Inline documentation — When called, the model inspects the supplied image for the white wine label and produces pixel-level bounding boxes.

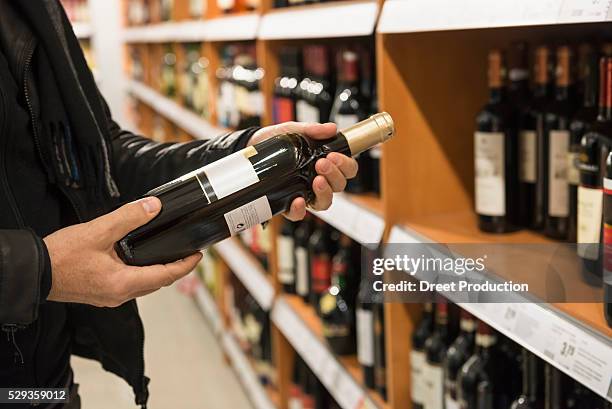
[277,236,295,284]
[296,100,320,123]
[295,247,309,296]
[474,132,505,216]
[445,394,460,409]
[423,363,444,409]
[548,130,570,217]
[217,0,235,10]
[519,130,537,183]
[334,114,359,131]
[356,308,374,366]
[288,397,303,409]
[566,151,580,186]
[224,196,272,236]
[204,147,259,199]
[410,350,426,404]
[250,91,264,116]
[577,186,603,259]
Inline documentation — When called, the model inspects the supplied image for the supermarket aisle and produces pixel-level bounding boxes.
[71,285,252,409]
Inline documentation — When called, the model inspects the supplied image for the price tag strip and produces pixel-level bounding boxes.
[193,280,223,336]
[272,298,377,409]
[387,224,612,402]
[221,333,276,409]
[311,193,385,249]
[214,238,275,311]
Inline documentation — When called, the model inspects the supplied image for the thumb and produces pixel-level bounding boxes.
[94,197,162,241]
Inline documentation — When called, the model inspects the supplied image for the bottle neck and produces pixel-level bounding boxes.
[489,87,505,104]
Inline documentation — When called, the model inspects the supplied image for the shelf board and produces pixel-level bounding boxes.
[258,0,379,40]
[205,13,260,41]
[214,237,275,311]
[126,80,227,140]
[123,21,209,42]
[387,223,612,402]
[377,0,612,34]
[193,276,223,336]
[310,193,385,249]
[72,22,93,39]
[272,295,387,409]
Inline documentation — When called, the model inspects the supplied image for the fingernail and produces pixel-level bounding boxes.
[142,197,161,214]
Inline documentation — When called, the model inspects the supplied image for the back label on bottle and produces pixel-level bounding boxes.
[277,235,295,284]
[474,132,505,216]
[519,130,537,183]
[578,186,603,259]
[356,308,374,366]
[296,100,320,123]
[548,130,570,217]
[295,247,309,296]
[423,363,444,409]
[224,196,272,236]
[410,350,426,405]
[204,147,259,199]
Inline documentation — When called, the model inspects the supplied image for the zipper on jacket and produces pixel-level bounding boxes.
[2,324,26,365]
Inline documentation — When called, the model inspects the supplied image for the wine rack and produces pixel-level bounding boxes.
[119,0,612,407]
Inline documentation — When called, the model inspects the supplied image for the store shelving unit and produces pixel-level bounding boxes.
[120,0,612,407]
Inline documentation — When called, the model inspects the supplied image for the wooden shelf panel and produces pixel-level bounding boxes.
[387,224,612,402]
[258,0,379,40]
[272,295,388,409]
[377,0,612,34]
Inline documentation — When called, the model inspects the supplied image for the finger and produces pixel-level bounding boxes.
[327,152,358,179]
[92,197,162,241]
[311,176,333,211]
[284,197,307,221]
[126,253,202,293]
[315,158,346,192]
[302,122,337,140]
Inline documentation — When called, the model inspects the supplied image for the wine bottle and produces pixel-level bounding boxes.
[444,309,476,409]
[294,216,313,302]
[277,220,297,294]
[273,47,301,124]
[519,46,553,229]
[297,46,334,124]
[569,44,599,242]
[475,49,517,233]
[181,43,199,110]
[308,219,336,311]
[161,44,177,98]
[508,42,530,110]
[373,302,387,400]
[289,355,305,409]
[423,301,452,409]
[544,46,577,239]
[604,151,612,327]
[116,113,394,266]
[356,251,376,389]
[320,234,356,355]
[510,349,544,409]
[411,303,434,409]
[301,368,316,409]
[544,364,563,409]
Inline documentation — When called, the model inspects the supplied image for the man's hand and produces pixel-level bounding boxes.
[44,197,202,307]
[249,122,358,221]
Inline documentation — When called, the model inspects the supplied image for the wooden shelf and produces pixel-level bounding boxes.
[258,0,379,40]
[272,295,388,409]
[123,21,209,42]
[377,0,612,34]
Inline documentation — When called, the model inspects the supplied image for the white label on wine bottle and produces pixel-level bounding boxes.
[288,397,303,409]
[356,308,374,366]
[474,132,505,216]
[577,186,603,260]
[217,0,235,11]
[224,196,272,236]
[250,91,264,116]
[204,147,259,199]
[410,350,426,405]
[334,114,359,131]
[277,236,295,284]
[548,130,570,217]
[567,151,580,186]
[519,130,537,183]
[445,394,461,409]
[295,247,309,296]
[296,100,320,123]
[424,364,444,409]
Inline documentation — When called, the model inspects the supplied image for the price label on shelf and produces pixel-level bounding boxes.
[558,0,612,22]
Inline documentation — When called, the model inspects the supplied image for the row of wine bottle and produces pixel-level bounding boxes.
[273,44,380,195]
[412,302,609,409]
[474,41,612,241]
[126,0,206,24]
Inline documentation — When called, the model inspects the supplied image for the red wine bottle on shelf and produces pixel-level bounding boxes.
[544,46,577,239]
[308,218,336,311]
[475,49,517,233]
[373,302,387,400]
[356,255,376,389]
[320,234,356,355]
[289,355,305,409]
[294,216,313,302]
[277,220,297,294]
[444,309,476,409]
[116,113,394,266]
[423,301,452,409]
[519,46,553,229]
[510,349,544,409]
[411,303,434,409]
[544,365,563,409]
[569,44,599,242]
[604,151,612,328]
[273,47,301,124]
[297,46,334,124]
[508,42,530,110]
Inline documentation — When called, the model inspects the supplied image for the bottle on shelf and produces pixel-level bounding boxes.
[297,46,334,124]
[273,47,302,124]
[217,0,241,14]
[605,151,612,327]
[181,43,199,110]
[116,113,394,266]
[277,220,297,294]
[444,309,476,409]
[308,218,337,311]
[543,364,563,409]
[569,44,600,242]
[356,249,376,389]
[217,46,238,128]
[294,216,313,302]
[373,302,387,400]
[510,349,544,409]
[320,234,356,355]
[289,355,305,409]
[508,42,531,110]
[160,0,173,21]
[475,49,517,233]
[189,0,206,18]
[544,45,577,239]
[423,301,452,409]
[519,45,553,229]
[411,303,434,409]
[161,44,177,98]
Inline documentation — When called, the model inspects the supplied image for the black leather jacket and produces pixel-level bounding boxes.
[0,1,257,405]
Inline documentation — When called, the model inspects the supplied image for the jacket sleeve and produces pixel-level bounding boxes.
[0,230,52,325]
[106,105,259,200]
